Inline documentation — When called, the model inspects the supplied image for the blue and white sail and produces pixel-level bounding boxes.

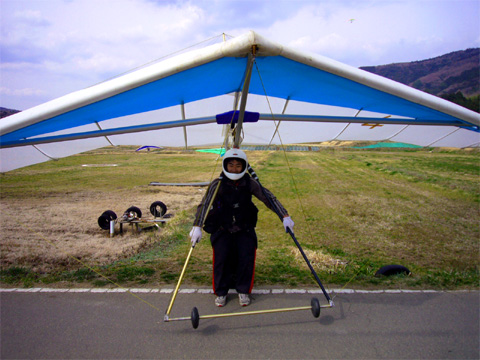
[1,31,478,172]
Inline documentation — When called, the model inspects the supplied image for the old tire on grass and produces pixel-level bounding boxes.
[124,206,142,219]
[150,201,167,217]
[98,210,117,230]
[375,264,411,277]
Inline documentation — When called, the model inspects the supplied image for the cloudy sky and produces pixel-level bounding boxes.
[1,0,479,111]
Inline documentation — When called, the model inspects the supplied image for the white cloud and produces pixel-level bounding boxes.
[1,0,478,110]
[261,0,479,66]
[0,86,46,97]
[13,9,51,26]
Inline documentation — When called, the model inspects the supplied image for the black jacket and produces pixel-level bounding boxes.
[194,173,289,233]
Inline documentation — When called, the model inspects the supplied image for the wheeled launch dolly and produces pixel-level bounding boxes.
[97,201,172,236]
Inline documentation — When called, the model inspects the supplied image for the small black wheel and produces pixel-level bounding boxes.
[98,210,117,230]
[191,307,200,329]
[124,206,142,219]
[311,297,321,318]
[150,201,167,217]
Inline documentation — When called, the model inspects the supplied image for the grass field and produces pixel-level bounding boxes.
[1,146,478,290]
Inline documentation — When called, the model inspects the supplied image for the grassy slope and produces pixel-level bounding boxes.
[1,147,478,289]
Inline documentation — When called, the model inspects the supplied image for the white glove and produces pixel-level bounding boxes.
[283,216,294,233]
[189,226,202,247]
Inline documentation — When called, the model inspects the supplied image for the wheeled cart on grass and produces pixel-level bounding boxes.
[97,201,172,236]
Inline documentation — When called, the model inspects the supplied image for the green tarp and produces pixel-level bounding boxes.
[353,142,422,149]
[196,148,226,155]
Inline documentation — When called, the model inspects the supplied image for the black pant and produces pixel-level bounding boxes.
[210,229,257,296]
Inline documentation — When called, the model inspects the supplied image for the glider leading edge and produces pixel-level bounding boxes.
[1,31,479,172]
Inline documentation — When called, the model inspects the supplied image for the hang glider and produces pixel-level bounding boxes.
[136,145,163,152]
[1,30,479,172]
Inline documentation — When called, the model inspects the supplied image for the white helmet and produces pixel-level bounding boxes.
[222,148,248,180]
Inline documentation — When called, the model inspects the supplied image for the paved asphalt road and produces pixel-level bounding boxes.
[1,289,478,359]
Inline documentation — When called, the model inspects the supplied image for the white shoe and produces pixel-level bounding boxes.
[238,293,250,306]
[215,295,227,307]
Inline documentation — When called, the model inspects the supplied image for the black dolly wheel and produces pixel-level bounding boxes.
[150,201,167,217]
[98,210,117,230]
[191,307,200,329]
[311,297,321,318]
[124,206,142,218]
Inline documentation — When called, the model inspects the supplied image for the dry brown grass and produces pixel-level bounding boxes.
[0,186,205,272]
[1,147,478,289]
[290,247,347,272]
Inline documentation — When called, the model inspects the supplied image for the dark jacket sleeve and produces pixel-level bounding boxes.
[249,177,289,218]
[192,178,221,227]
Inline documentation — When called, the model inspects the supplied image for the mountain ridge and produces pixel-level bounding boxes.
[360,48,479,99]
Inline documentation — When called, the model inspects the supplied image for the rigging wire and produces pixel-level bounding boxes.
[91,33,234,87]
[252,60,318,263]
[253,60,364,298]
[208,122,231,182]
[207,58,253,183]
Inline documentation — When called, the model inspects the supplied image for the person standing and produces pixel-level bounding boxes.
[189,148,294,307]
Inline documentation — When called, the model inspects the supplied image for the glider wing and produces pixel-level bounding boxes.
[1,31,478,172]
